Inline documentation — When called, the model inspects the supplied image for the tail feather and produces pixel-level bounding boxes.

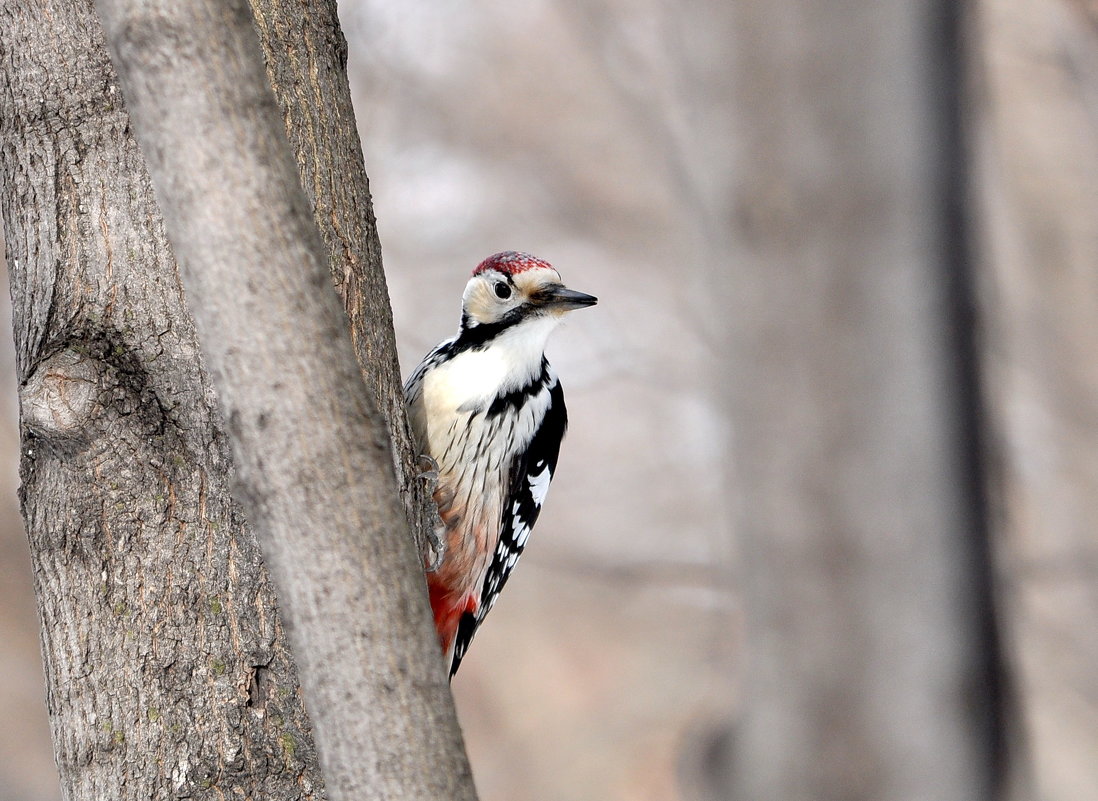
[428,579,478,678]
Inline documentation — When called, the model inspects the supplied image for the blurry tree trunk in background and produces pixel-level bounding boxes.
[974,0,1098,798]
[721,3,1010,801]
[0,0,471,799]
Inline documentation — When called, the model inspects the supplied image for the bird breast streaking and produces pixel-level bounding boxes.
[404,251,597,678]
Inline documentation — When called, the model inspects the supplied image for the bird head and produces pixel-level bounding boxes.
[461,251,597,332]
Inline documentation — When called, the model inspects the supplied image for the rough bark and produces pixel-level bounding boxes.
[92,0,477,799]
[0,2,324,798]
[0,0,475,799]
[246,0,437,555]
[722,2,1007,800]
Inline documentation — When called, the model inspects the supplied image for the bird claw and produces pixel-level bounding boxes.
[416,454,446,572]
[425,533,445,573]
[424,507,445,573]
[416,454,440,483]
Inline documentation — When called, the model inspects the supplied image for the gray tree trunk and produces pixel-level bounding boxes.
[246,0,437,552]
[0,2,325,797]
[722,2,1009,800]
[94,0,476,797]
[0,0,472,799]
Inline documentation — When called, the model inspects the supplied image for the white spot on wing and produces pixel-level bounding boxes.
[514,523,531,548]
[527,464,552,508]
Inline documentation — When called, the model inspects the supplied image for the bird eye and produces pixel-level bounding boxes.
[493,282,512,300]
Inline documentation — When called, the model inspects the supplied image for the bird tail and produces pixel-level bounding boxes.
[428,578,478,678]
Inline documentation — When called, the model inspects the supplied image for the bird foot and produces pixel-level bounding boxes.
[416,454,445,572]
[416,454,440,483]
[423,512,446,572]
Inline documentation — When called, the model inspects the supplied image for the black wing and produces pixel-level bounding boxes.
[449,377,568,676]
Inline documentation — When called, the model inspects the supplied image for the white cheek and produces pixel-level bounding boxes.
[464,279,520,323]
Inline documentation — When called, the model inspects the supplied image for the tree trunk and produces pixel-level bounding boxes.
[246,0,437,552]
[0,2,325,797]
[93,0,476,797]
[0,1,471,799]
[722,2,1008,800]
[974,0,1098,796]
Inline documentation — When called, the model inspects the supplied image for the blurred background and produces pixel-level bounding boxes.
[3,0,1098,799]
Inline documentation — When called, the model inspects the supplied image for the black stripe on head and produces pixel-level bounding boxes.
[454,306,528,351]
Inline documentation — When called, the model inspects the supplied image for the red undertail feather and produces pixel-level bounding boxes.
[428,576,478,656]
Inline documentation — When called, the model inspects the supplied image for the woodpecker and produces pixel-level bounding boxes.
[404,251,597,677]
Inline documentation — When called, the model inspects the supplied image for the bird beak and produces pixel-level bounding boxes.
[536,285,598,311]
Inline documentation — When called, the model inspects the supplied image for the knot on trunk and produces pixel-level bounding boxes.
[21,348,104,444]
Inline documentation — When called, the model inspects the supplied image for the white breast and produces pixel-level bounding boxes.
[421,314,560,424]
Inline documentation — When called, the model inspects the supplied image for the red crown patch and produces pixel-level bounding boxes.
[472,251,554,277]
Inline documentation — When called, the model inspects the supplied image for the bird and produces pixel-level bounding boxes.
[404,251,597,677]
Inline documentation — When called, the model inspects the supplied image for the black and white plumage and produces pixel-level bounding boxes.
[403,251,596,677]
